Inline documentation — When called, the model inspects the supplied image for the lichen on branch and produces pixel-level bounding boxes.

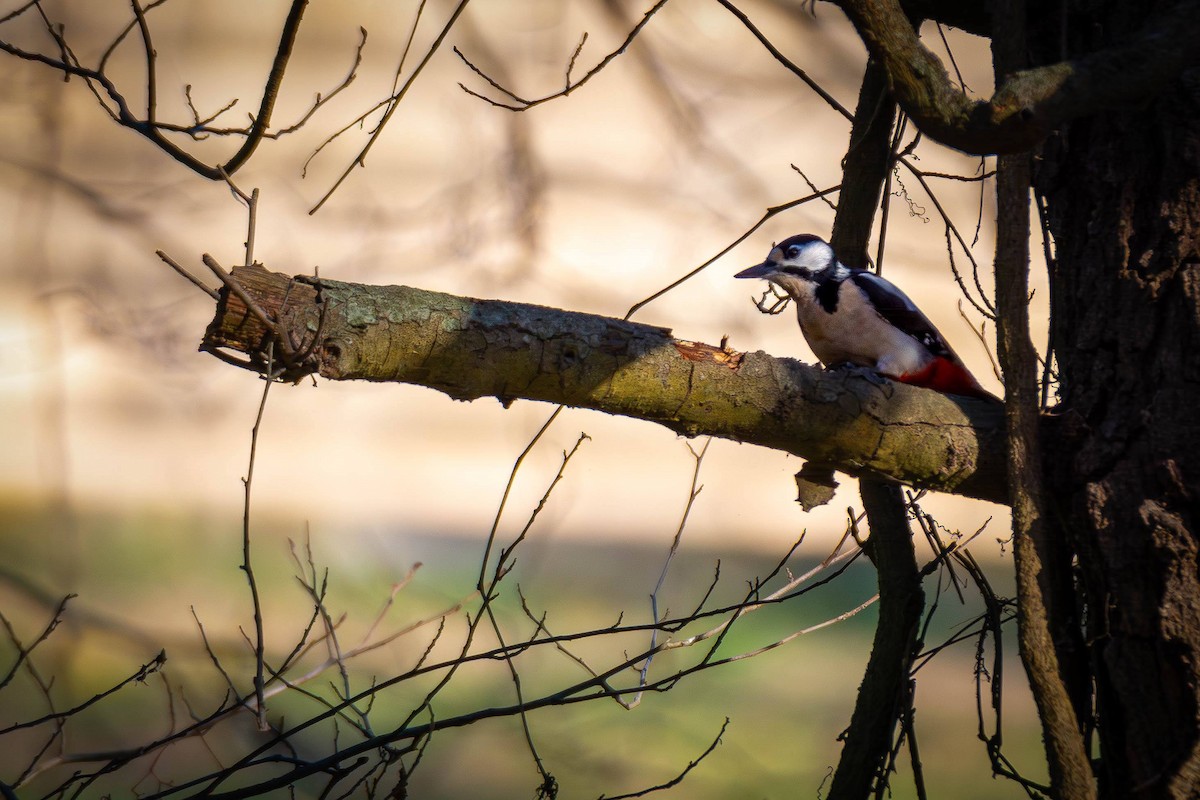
[203,264,1008,503]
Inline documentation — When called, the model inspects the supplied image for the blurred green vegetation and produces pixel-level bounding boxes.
[0,495,1044,798]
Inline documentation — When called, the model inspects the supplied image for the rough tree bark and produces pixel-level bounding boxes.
[202,265,1006,503]
[992,5,1096,798]
[835,0,1200,155]
[829,480,923,798]
[815,0,1200,794]
[1032,1,1200,796]
[996,151,1095,799]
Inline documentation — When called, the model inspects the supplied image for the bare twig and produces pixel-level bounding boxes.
[483,432,590,792]
[240,342,282,731]
[714,0,853,121]
[0,595,74,691]
[0,651,167,735]
[1033,191,1058,408]
[899,156,996,318]
[626,439,710,707]
[624,185,841,319]
[599,717,729,800]
[957,300,1003,385]
[3,0,316,178]
[310,0,470,213]
[215,170,259,266]
[453,0,671,112]
[792,164,839,211]
[156,250,219,299]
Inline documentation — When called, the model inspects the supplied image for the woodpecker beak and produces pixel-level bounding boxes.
[735,262,776,279]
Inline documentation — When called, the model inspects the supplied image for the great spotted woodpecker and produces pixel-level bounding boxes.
[736,234,996,401]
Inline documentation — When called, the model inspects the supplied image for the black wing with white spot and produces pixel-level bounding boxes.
[849,271,954,359]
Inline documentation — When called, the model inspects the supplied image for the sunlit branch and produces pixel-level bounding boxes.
[834,0,1200,154]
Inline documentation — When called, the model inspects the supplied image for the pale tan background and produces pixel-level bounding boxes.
[0,2,1047,796]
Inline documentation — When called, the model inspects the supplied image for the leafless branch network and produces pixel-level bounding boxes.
[0,1,364,180]
[453,0,671,113]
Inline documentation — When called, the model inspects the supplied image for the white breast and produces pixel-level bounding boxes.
[790,281,932,378]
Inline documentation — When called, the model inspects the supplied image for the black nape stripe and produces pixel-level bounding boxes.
[815,279,840,313]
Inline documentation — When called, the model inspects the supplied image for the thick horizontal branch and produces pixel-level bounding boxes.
[203,265,1007,504]
[835,0,1200,154]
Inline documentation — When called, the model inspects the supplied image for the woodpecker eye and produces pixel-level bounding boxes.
[785,245,801,259]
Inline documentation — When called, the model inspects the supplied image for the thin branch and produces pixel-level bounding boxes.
[217,0,310,176]
[0,651,167,735]
[599,717,729,800]
[302,7,421,180]
[899,156,996,317]
[792,164,838,211]
[483,432,590,794]
[310,0,470,213]
[240,342,281,731]
[98,0,173,74]
[957,300,1002,385]
[182,84,238,138]
[0,595,74,691]
[3,0,311,178]
[933,22,969,94]
[453,0,671,112]
[130,0,157,124]
[836,0,1200,153]
[156,249,218,299]
[624,184,841,319]
[0,1,44,26]
[715,0,852,121]
[478,406,563,594]
[625,439,710,709]
[216,170,259,266]
[1033,191,1058,408]
[917,168,996,182]
[874,113,909,276]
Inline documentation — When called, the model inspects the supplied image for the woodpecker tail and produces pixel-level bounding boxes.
[895,356,998,401]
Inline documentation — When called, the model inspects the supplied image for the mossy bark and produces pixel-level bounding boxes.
[203,264,1007,503]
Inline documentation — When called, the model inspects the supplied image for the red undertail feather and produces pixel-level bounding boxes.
[895,356,994,400]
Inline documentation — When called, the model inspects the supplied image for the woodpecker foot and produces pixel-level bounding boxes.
[828,362,892,393]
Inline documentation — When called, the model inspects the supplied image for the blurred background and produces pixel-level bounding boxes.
[0,1,1046,796]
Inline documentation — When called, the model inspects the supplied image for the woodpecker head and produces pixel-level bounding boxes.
[735,234,844,294]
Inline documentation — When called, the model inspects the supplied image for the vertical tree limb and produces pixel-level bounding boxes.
[992,5,1094,796]
[826,54,926,800]
[828,481,924,798]
[996,148,1094,800]
[829,59,896,270]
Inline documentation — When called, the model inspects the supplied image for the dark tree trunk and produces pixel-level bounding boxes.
[1033,2,1200,796]
[826,56,928,800]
